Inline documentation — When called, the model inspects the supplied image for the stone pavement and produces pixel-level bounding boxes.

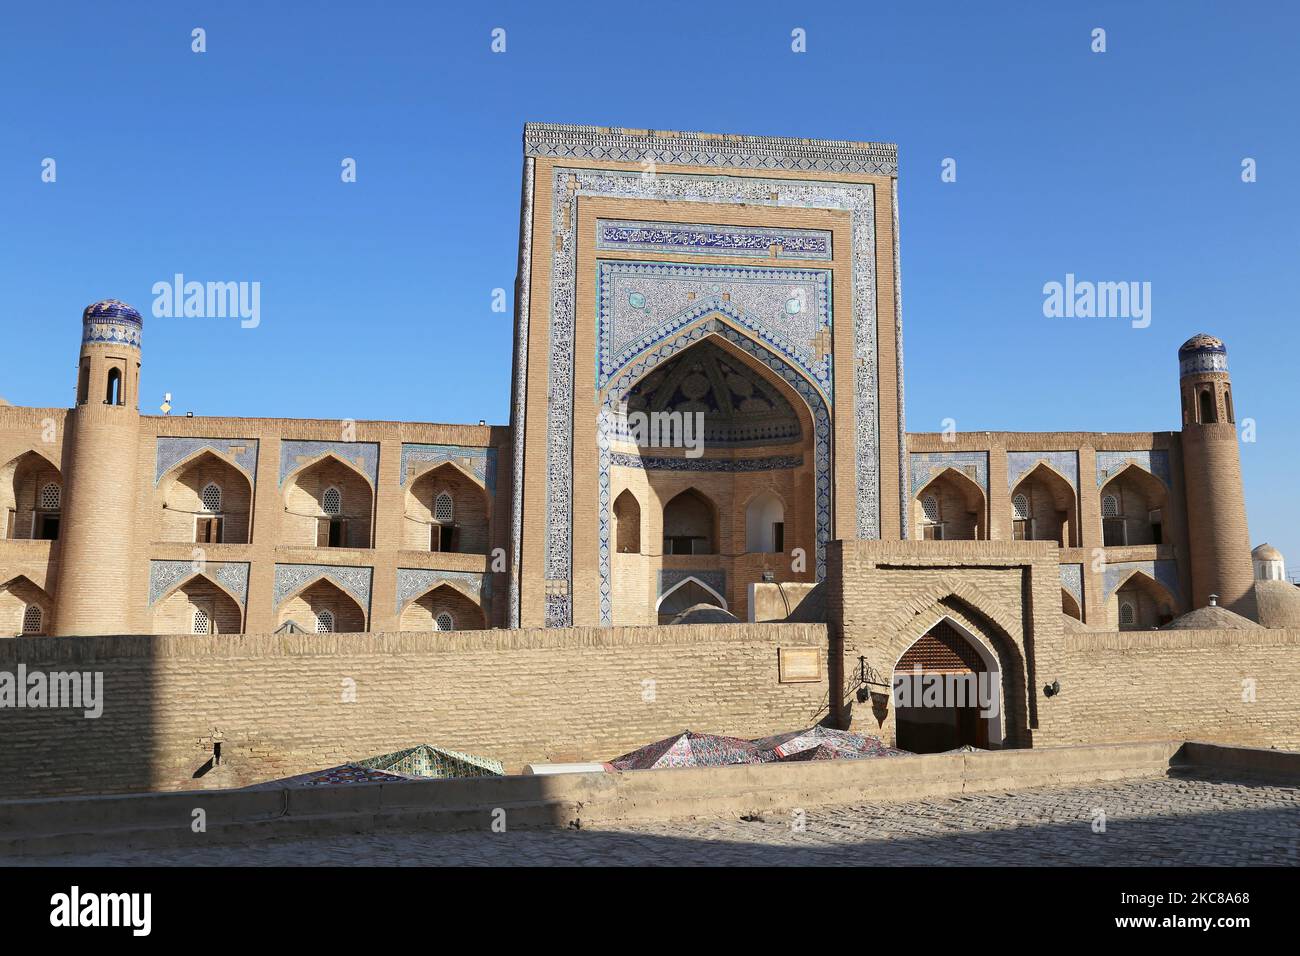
[12,774,1300,866]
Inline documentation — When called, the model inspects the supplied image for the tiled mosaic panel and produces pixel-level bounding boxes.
[279,440,379,487]
[395,568,488,613]
[273,563,372,612]
[1060,563,1083,604]
[1096,450,1171,488]
[400,444,496,492]
[909,452,990,496]
[597,260,833,397]
[1102,559,1181,601]
[596,219,833,261]
[148,560,250,607]
[155,437,258,485]
[1007,451,1079,490]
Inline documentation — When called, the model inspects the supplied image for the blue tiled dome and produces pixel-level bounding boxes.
[1178,333,1227,377]
[82,299,143,325]
[81,299,143,349]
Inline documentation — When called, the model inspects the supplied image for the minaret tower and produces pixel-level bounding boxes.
[1178,334,1256,618]
[54,300,143,635]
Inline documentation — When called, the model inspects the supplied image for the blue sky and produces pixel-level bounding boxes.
[1,1,1295,566]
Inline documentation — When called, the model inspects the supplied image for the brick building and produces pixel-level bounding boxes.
[1,125,1292,755]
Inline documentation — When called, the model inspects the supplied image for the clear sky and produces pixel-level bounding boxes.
[1,1,1295,568]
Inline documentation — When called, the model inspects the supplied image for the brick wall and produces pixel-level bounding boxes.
[1040,629,1300,750]
[0,622,830,798]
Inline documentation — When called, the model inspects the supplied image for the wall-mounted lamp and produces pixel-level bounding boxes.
[1043,680,1061,698]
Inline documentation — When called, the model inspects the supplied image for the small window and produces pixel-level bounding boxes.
[1101,494,1119,518]
[1199,389,1215,424]
[922,524,944,541]
[322,487,342,516]
[772,521,784,553]
[39,483,61,511]
[1224,389,1235,424]
[105,367,122,406]
[921,495,940,523]
[431,524,456,553]
[200,482,222,513]
[1119,601,1136,626]
[1149,509,1163,546]
[192,607,211,635]
[1103,518,1127,547]
[316,609,335,633]
[434,492,453,523]
[21,604,43,635]
[435,612,454,632]
[77,362,89,405]
[1013,494,1031,521]
[34,513,60,541]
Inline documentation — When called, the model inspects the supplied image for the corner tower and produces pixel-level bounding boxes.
[53,300,143,634]
[1178,333,1256,617]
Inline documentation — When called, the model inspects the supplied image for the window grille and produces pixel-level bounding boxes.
[322,487,342,516]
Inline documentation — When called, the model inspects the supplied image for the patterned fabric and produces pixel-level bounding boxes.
[607,731,763,770]
[751,726,908,762]
[357,743,504,779]
[303,764,409,786]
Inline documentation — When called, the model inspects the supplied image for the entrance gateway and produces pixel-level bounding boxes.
[893,619,1002,753]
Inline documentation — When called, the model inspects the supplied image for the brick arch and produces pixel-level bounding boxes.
[151,571,245,634]
[0,574,55,635]
[913,467,987,540]
[281,450,375,494]
[870,578,1030,748]
[277,577,367,633]
[155,449,255,544]
[400,583,486,631]
[156,446,254,491]
[404,461,490,553]
[152,569,246,619]
[397,577,482,614]
[1011,461,1079,547]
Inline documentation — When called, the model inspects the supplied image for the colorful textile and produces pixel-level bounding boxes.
[607,731,763,770]
[357,743,504,779]
[752,726,908,762]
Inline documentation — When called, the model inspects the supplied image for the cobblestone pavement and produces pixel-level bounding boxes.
[15,775,1300,866]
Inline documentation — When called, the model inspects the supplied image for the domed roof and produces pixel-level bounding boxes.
[82,299,142,324]
[1178,333,1225,354]
[669,603,741,626]
[1161,605,1261,630]
[1253,543,1284,561]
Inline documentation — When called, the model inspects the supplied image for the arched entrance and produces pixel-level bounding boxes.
[892,619,1001,753]
[656,575,727,624]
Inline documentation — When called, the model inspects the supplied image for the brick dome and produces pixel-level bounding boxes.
[1252,543,1283,562]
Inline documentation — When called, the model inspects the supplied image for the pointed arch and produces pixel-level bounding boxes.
[283,452,374,550]
[156,448,254,545]
[399,582,486,631]
[662,487,719,555]
[913,467,986,541]
[1108,568,1175,630]
[892,615,1003,751]
[1099,464,1167,547]
[0,574,55,636]
[597,319,835,625]
[1061,588,1082,620]
[656,574,728,614]
[1011,461,1078,547]
[613,488,641,554]
[277,577,367,633]
[744,489,786,553]
[152,572,244,635]
[405,461,488,553]
[1,450,64,541]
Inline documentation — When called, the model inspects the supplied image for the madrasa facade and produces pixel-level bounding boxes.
[0,124,1288,645]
